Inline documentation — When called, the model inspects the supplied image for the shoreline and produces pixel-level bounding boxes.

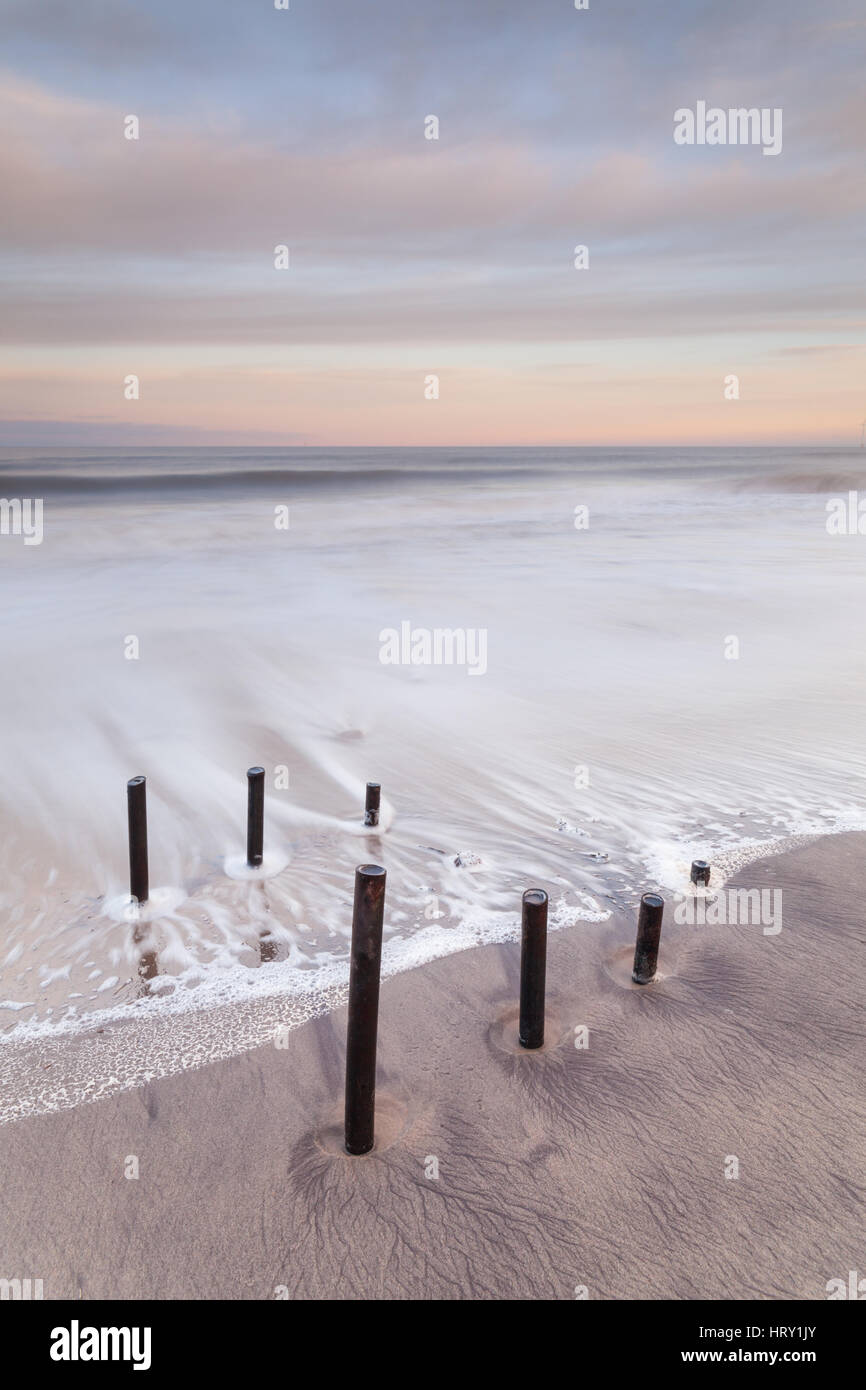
[0,823,839,1125]
[0,895,609,1126]
[0,832,863,1298]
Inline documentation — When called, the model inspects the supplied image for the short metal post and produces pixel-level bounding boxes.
[364,782,380,828]
[127,776,149,907]
[632,892,664,984]
[247,766,265,868]
[690,860,711,887]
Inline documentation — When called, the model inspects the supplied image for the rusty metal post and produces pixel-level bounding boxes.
[690,860,711,887]
[519,889,548,1049]
[127,776,149,907]
[344,864,387,1154]
[246,766,265,868]
[364,781,380,827]
[632,892,664,984]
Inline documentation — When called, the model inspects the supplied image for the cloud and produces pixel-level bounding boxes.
[4,274,866,350]
[1,0,165,61]
[0,418,302,446]
[1,3,863,443]
[1,73,862,263]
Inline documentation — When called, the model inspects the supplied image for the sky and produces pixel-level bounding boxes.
[0,0,864,447]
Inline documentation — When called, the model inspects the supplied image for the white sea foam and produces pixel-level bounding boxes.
[222,850,291,881]
[0,889,610,1123]
[103,885,188,923]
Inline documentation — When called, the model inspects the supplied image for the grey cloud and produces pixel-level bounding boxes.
[4,277,864,348]
[1,0,165,59]
[0,419,300,445]
[1,80,862,262]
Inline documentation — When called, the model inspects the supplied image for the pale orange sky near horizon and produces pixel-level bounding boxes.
[0,356,863,448]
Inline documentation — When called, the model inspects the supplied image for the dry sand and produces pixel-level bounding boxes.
[0,834,863,1300]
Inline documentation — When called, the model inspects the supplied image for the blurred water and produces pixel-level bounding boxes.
[1,445,865,1037]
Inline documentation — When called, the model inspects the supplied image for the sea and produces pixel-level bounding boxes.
[1,445,864,1115]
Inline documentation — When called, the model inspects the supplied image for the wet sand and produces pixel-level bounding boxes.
[0,833,863,1300]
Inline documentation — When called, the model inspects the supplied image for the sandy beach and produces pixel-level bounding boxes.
[1,832,862,1300]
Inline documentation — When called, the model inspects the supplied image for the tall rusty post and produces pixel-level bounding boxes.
[519,889,548,1049]
[344,864,387,1155]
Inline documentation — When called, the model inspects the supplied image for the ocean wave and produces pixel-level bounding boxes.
[0,464,545,497]
[729,469,866,494]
